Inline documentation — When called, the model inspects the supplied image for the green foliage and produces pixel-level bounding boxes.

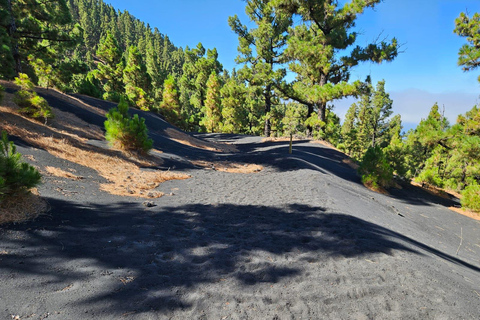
[0,131,41,199]
[461,184,480,212]
[95,32,125,102]
[123,45,153,110]
[179,43,223,131]
[104,97,153,153]
[160,75,182,126]
[454,12,480,82]
[221,77,248,134]
[340,80,400,160]
[383,132,407,177]
[358,146,393,190]
[14,73,53,122]
[304,113,325,140]
[1,0,79,78]
[281,102,308,137]
[72,71,103,98]
[0,3,15,80]
[416,168,445,189]
[272,0,398,123]
[201,71,223,133]
[229,0,291,136]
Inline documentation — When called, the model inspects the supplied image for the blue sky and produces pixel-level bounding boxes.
[106,0,480,130]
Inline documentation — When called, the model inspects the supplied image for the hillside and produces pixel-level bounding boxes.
[0,84,479,319]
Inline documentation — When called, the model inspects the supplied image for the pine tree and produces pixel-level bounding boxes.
[454,11,480,82]
[0,0,15,79]
[1,0,79,77]
[341,104,358,156]
[0,131,41,199]
[201,71,222,133]
[221,78,248,134]
[104,97,153,154]
[123,45,153,110]
[179,43,223,131]
[95,31,125,102]
[229,0,292,136]
[160,75,182,126]
[281,102,308,137]
[273,0,398,125]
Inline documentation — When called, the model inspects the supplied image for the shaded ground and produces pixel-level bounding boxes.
[0,90,479,319]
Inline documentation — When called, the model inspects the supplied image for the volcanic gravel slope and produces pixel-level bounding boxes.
[0,90,479,320]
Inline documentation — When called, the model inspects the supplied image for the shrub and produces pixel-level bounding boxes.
[416,168,444,188]
[358,146,393,190]
[461,184,480,212]
[104,97,153,154]
[0,131,41,200]
[13,73,53,123]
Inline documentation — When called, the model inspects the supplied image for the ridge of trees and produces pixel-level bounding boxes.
[0,0,478,211]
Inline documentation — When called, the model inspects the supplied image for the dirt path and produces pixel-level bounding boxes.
[1,134,479,320]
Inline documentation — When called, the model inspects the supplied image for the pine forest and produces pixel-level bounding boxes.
[1,0,479,212]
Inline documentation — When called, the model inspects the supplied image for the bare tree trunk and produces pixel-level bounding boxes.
[317,73,327,123]
[7,0,21,75]
[317,101,326,123]
[264,84,272,137]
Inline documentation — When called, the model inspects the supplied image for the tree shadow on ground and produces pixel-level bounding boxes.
[1,199,477,315]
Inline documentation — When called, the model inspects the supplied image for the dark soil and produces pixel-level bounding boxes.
[0,91,479,320]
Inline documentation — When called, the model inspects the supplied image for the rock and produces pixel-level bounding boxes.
[143,201,155,207]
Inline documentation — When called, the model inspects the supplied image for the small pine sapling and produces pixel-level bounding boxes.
[0,131,42,199]
[358,146,393,191]
[104,97,153,154]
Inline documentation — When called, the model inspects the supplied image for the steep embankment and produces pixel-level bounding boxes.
[0,83,479,319]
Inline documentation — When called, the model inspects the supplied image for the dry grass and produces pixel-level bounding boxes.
[0,189,49,225]
[164,128,238,153]
[409,181,480,221]
[362,181,389,195]
[449,207,480,221]
[192,160,263,173]
[410,181,453,200]
[45,166,82,180]
[342,158,359,170]
[1,90,189,199]
[262,137,303,142]
[310,139,344,153]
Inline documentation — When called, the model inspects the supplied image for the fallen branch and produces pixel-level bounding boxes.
[455,227,463,255]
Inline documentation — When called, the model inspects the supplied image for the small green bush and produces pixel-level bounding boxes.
[358,146,393,190]
[0,131,41,200]
[104,97,153,153]
[461,184,480,212]
[13,73,53,123]
[416,168,444,188]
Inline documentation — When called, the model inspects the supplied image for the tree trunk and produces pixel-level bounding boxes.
[305,103,314,137]
[7,0,21,75]
[317,101,326,123]
[317,73,327,123]
[264,84,272,137]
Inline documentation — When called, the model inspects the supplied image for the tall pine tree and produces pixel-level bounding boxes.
[95,31,125,102]
[123,45,152,110]
[201,71,222,133]
[273,0,398,126]
[229,0,292,136]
